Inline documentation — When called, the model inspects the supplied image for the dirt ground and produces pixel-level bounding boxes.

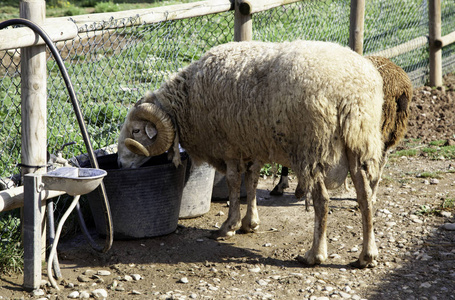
[1,75,455,299]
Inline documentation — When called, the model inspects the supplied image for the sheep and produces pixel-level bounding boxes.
[270,56,413,198]
[117,40,385,268]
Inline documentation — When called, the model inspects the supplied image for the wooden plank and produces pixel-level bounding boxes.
[0,20,78,51]
[0,185,65,213]
[370,36,428,59]
[238,0,302,15]
[441,31,455,47]
[53,0,233,32]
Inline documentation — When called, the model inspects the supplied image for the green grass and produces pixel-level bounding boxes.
[415,197,455,216]
[417,171,444,179]
[390,139,455,160]
[0,211,23,274]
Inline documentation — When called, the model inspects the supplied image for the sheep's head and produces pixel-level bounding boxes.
[117,102,175,168]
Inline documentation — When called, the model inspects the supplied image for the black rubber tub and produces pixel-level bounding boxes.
[86,152,187,240]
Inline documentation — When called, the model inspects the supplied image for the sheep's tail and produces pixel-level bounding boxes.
[340,94,384,182]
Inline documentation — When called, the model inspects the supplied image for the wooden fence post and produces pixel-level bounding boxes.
[348,0,365,55]
[20,0,47,291]
[234,0,252,42]
[429,0,442,87]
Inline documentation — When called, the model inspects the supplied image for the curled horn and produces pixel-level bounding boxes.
[124,102,175,157]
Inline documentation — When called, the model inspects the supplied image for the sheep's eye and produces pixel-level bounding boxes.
[132,129,140,134]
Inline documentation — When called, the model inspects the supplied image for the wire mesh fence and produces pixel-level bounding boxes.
[1,0,455,272]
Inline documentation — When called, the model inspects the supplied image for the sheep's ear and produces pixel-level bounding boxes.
[130,102,175,156]
[145,123,158,140]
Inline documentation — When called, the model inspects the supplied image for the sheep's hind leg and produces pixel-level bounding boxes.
[297,174,329,265]
[241,161,261,233]
[270,167,289,196]
[347,150,378,268]
[212,161,242,240]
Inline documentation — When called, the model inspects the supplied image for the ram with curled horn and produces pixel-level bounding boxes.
[117,40,386,269]
[118,97,178,168]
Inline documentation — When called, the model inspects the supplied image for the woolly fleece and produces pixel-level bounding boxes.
[145,40,384,192]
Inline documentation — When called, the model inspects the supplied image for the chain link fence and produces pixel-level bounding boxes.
[1,0,455,272]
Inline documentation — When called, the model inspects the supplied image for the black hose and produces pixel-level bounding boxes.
[0,18,113,253]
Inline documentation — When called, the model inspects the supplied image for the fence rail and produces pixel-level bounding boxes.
[1,0,455,282]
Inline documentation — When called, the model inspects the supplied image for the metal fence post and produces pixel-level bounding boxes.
[234,0,252,41]
[429,0,442,87]
[23,174,43,291]
[20,0,47,291]
[348,0,365,55]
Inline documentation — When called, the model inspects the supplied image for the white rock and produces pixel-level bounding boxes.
[343,285,352,293]
[131,274,142,280]
[385,222,396,227]
[80,291,90,299]
[123,275,133,281]
[83,269,96,276]
[97,270,111,276]
[31,289,45,297]
[420,282,432,288]
[412,218,423,224]
[179,277,189,284]
[68,291,79,299]
[131,290,142,295]
[440,211,452,218]
[430,178,440,184]
[339,291,352,298]
[248,267,261,273]
[92,289,108,299]
[256,279,268,286]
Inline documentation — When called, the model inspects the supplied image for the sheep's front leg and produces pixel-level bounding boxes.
[241,162,261,233]
[212,162,242,239]
[348,150,378,268]
[298,175,329,265]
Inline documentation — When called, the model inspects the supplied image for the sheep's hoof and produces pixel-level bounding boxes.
[295,253,324,266]
[240,220,260,233]
[350,259,377,269]
[269,186,284,196]
[209,229,236,241]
